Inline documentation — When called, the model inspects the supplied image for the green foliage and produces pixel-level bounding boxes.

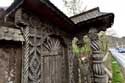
[112,58,125,83]
[72,37,81,57]
[72,35,91,57]
[82,35,91,56]
[98,31,108,54]
[72,31,108,57]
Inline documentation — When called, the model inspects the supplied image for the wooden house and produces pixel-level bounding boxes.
[0,0,114,83]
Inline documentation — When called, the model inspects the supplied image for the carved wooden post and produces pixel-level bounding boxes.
[88,28,107,83]
[15,9,42,83]
[15,8,29,83]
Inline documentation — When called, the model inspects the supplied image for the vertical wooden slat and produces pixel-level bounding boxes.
[45,56,47,83]
[55,55,57,83]
[41,37,68,83]
[41,53,43,83]
[15,48,22,83]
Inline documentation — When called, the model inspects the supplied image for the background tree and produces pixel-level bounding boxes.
[62,0,87,16]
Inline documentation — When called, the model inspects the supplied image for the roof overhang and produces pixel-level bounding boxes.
[4,1,114,35]
[70,7,114,34]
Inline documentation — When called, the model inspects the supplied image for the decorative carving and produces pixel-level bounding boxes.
[88,28,107,83]
[29,16,42,83]
[15,9,73,83]
[23,25,30,83]
[41,35,68,83]
[19,14,42,83]
[43,36,61,56]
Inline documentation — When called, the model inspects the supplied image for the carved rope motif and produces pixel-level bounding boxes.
[20,16,42,83]
[88,28,107,83]
[23,26,30,83]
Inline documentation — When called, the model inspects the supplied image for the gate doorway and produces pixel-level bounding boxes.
[41,36,68,83]
[0,41,22,83]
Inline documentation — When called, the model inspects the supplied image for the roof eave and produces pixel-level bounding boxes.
[72,13,114,34]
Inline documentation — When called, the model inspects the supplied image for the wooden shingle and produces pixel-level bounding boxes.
[0,26,24,41]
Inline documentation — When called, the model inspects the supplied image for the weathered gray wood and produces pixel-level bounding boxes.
[14,8,78,83]
[0,46,22,83]
[42,37,67,83]
[88,28,107,83]
[0,26,24,41]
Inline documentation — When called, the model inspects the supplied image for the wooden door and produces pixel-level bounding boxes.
[0,42,22,83]
[41,37,68,83]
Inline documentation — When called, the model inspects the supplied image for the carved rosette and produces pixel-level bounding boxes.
[88,28,107,83]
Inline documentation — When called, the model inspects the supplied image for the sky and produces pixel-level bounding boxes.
[0,0,125,37]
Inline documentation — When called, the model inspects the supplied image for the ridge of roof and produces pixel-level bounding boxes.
[70,7,114,25]
[70,7,100,19]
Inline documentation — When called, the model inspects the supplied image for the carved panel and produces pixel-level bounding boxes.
[20,10,71,83]
[21,16,42,83]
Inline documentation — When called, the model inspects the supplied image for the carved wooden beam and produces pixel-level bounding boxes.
[88,28,108,83]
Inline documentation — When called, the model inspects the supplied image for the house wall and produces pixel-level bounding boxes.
[16,9,79,83]
[0,7,79,83]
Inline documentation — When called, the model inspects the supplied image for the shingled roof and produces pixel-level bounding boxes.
[5,0,114,32]
[0,0,114,41]
[0,26,24,41]
[70,7,114,33]
[71,7,112,24]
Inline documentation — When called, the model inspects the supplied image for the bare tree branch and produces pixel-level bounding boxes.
[62,0,87,16]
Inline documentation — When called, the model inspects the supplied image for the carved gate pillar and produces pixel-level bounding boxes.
[88,28,107,83]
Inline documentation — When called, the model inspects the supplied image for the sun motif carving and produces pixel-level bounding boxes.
[43,37,61,55]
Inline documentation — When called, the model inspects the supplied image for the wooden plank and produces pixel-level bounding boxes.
[41,37,69,83]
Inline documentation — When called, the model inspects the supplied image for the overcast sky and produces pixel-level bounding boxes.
[0,0,125,37]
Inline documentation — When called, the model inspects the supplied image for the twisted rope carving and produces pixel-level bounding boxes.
[23,26,30,83]
[89,28,106,83]
[90,40,105,75]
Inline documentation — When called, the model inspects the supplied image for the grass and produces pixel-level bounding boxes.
[112,58,125,83]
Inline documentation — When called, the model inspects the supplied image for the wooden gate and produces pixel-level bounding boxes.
[41,36,68,83]
[0,41,22,83]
